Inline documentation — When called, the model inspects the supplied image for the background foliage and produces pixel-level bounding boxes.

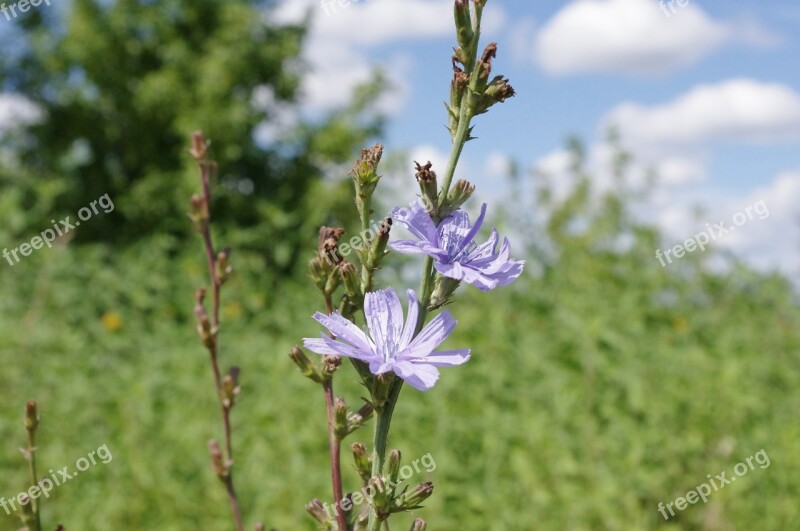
[1,1,798,530]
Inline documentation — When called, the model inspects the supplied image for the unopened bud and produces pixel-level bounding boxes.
[305,498,330,525]
[189,131,209,160]
[415,161,439,211]
[410,518,427,531]
[322,355,342,377]
[208,439,229,481]
[387,449,401,485]
[430,275,461,310]
[289,346,325,384]
[367,218,392,270]
[222,367,240,409]
[352,442,372,484]
[395,482,434,511]
[334,396,348,438]
[24,400,39,432]
[340,261,362,303]
[189,194,208,226]
[194,289,216,349]
[346,403,374,436]
[454,0,474,53]
[215,248,233,285]
[441,179,475,217]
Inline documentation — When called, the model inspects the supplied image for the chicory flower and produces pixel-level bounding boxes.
[390,202,524,291]
[303,288,469,391]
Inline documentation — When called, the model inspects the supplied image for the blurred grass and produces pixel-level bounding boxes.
[1,230,798,530]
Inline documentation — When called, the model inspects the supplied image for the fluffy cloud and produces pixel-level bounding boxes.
[534,0,730,76]
[271,0,505,113]
[605,79,800,146]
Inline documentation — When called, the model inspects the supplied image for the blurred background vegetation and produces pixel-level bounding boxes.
[1,1,798,530]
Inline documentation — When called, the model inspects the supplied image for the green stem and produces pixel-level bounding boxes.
[366,9,482,529]
[27,430,41,531]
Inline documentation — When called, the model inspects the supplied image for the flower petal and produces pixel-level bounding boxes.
[303,335,376,362]
[404,310,457,358]
[364,288,404,356]
[391,202,438,244]
[392,360,440,391]
[398,289,419,350]
[312,311,373,351]
[420,349,471,367]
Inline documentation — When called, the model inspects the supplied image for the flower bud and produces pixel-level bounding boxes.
[410,518,427,531]
[387,449,401,485]
[415,162,438,212]
[215,248,233,285]
[395,482,434,511]
[334,396,348,438]
[346,403,374,436]
[339,261,362,304]
[222,367,240,409]
[305,498,331,525]
[430,275,461,310]
[322,355,342,377]
[371,372,395,409]
[440,179,475,217]
[367,218,392,270]
[352,144,384,224]
[24,400,39,433]
[289,346,326,384]
[189,131,209,160]
[189,194,208,226]
[368,475,391,516]
[454,0,474,53]
[255,523,265,531]
[352,442,372,484]
[194,289,216,349]
[208,439,229,481]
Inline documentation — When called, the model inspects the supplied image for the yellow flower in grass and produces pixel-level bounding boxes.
[101,311,123,332]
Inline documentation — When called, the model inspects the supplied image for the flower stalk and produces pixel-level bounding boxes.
[189,131,246,531]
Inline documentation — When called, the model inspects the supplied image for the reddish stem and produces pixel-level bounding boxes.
[197,158,244,531]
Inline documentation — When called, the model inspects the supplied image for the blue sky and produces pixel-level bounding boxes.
[0,0,796,275]
[274,0,800,276]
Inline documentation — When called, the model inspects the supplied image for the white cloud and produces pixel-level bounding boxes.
[271,0,505,113]
[534,0,730,76]
[719,171,800,273]
[605,79,800,147]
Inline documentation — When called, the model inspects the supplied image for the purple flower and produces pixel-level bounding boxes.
[390,202,524,291]
[303,288,469,391]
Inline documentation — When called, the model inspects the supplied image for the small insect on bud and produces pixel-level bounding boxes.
[24,400,39,432]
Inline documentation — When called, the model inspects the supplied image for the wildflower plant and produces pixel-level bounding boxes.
[189,1,522,529]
